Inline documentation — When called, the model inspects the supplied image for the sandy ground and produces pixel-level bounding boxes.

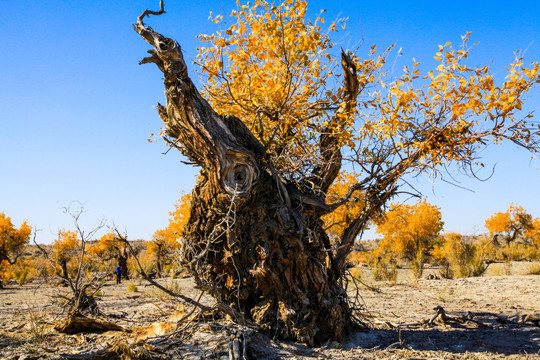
[0,262,539,359]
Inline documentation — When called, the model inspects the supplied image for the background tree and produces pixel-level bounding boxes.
[89,232,130,280]
[0,212,31,265]
[148,228,175,278]
[52,229,79,281]
[375,199,443,278]
[56,204,107,316]
[147,193,189,277]
[485,204,534,245]
[135,0,540,343]
[0,212,31,288]
[525,217,540,247]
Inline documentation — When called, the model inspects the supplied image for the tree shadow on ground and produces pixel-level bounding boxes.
[141,318,540,359]
[346,325,540,355]
[52,320,540,360]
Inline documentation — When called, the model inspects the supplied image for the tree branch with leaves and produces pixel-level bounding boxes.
[135,0,540,344]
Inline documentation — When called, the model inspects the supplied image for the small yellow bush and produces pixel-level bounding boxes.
[129,250,155,276]
[369,251,397,282]
[17,268,29,286]
[526,263,540,275]
[347,251,368,266]
[432,233,486,279]
[349,266,363,280]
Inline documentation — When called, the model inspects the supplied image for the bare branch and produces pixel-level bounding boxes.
[112,228,211,312]
[137,0,165,28]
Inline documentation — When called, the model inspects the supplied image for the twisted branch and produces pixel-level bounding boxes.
[137,0,165,27]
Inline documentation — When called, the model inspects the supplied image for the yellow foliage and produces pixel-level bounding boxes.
[375,199,443,278]
[198,2,540,183]
[360,36,540,172]
[197,0,363,171]
[26,257,55,279]
[129,250,155,275]
[0,212,32,264]
[368,251,398,282]
[52,229,79,262]
[346,251,369,266]
[432,233,486,278]
[496,242,538,261]
[485,204,534,244]
[525,217,540,246]
[167,193,192,241]
[191,1,540,255]
[198,0,334,128]
[189,3,540,272]
[88,232,128,259]
[323,172,365,241]
[0,260,10,280]
[376,199,443,257]
[147,193,191,276]
[148,193,190,255]
[1,257,54,283]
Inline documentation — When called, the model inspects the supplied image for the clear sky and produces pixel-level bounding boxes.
[1,0,539,244]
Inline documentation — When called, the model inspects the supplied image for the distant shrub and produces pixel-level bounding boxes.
[17,267,29,286]
[11,260,35,286]
[476,235,498,262]
[27,258,54,279]
[129,251,155,277]
[348,266,363,280]
[497,243,523,261]
[432,233,487,279]
[166,279,182,294]
[371,253,397,282]
[523,245,539,261]
[144,279,183,300]
[526,263,540,275]
[503,259,513,275]
[126,283,138,292]
[491,241,538,262]
[411,249,425,279]
[486,265,504,277]
[347,251,368,266]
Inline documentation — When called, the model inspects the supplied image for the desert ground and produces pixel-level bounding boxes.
[0,262,539,359]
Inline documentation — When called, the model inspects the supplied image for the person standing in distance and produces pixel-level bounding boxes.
[116,265,122,284]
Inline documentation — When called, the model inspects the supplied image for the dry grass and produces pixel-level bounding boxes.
[526,263,540,275]
[1,272,539,359]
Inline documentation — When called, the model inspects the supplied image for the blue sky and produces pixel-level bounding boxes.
[1,0,539,244]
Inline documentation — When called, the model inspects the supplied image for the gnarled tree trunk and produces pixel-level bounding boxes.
[117,249,129,281]
[134,6,362,345]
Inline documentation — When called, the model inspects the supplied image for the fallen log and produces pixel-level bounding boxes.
[55,311,128,334]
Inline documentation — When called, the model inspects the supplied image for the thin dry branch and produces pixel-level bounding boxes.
[137,0,165,27]
[112,229,211,312]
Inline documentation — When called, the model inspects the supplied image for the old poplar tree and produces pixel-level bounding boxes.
[135,0,540,344]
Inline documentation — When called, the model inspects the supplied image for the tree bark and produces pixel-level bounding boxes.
[135,10,357,344]
[60,259,69,280]
[117,250,129,281]
[156,245,163,278]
